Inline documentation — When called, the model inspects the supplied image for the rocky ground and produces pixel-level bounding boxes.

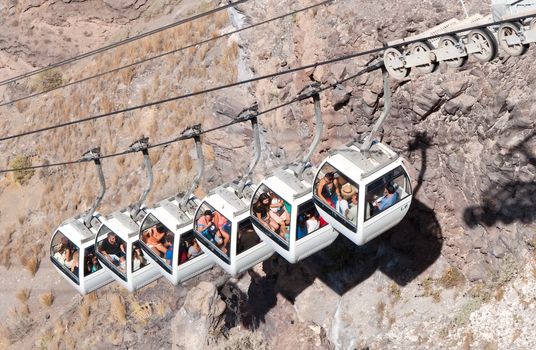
[0,0,534,349]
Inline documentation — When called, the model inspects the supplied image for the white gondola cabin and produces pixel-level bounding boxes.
[313,142,413,246]
[50,215,114,294]
[95,209,161,292]
[94,138,161,292]
[250,167,338,263]
[50,148,114,294]
[193,183,274,275]
[138,195,214,284]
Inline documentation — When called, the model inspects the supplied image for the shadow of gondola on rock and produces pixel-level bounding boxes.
[230,132,443,330]
[464,131,536,229]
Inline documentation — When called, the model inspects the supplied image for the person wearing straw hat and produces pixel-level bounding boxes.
[346,191,359,224]
[337,183,356,216]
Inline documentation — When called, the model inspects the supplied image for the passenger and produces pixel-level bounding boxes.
[346,192,359,224]
[374,184,399,212]
[237,226,259,253]
[267,192,290,240]
[188,239,203,259]
[178,239,189,265]
[269,191,291,226]
[132,246,146,271]
[253,193,285,235]
[68,250,79,276]
[306,211,320,232]
[99,232,126,268]
[337,183,355,216]
[296,214,308,240]
[213,211,231,252]
[197,210,224,246]
[88,254,100,274]
[316,172,338,208]
[54,237,73,266]
[164,235,174,265]
[146,225,168,257]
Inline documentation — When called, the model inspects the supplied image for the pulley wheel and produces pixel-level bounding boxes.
[497,22,528,57]
[468,28,497,62]
[438,34,467,68]
[383,47,409,80]
[410,41,437,74]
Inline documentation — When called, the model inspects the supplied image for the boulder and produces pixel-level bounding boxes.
[171,282,226,350]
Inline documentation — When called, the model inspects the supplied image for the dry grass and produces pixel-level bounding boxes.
[34,69,63,91]
[10,155,35,185]
[40,290,55,307]
[14,100,29,113]
[21,255,41,276]
[213,11,228,29]
[80,302,91,322]
[16,288,31,304]
[0,307,34,346]
[153,301,167,317]
[120,66,137,85]
[495,286,505,301]
[110,294,127,325]
[439,267,465,289]
[388,282,401,303]
[99,96,113,113]
[85,291,99,303]
[130,300,152,325]
[376,300,385,326]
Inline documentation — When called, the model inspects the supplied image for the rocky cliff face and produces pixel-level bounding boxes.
[0,0,535,349]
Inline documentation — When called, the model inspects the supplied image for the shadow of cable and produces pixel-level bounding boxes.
[464,131,536,228]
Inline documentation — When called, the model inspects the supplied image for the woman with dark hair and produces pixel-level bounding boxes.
[316,172,339,208]
[253,192,284,236]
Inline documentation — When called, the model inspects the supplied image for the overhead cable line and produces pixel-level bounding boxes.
[4,11,535,143]
[0,0,249,87]
[0,62,382,174]
[0,0,333,108]
[0,50,381,143]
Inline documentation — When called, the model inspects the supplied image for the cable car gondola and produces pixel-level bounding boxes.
[250,87,338,263]
[313,67,413,245]
[94,138,161,292]
[138,127,215,284]
[193,110,274,275]
[50,148,114,294]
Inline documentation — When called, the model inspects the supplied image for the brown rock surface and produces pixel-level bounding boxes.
[0,0,535,349]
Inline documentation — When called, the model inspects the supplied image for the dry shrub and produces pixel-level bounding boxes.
[99,96,113,113]
[34,69,63,91]
[16,288,31,304]
[35,331,55,350]
[228,41,239,59]
[21,255,40,276]
[140,87,148,104]
[120,66,137,85]
[439,266,465,289]
[181,151,193,172]
[0,307,34,345]
[14,100,30,113]
[213,11,228,29]
[31,243,44,256]
[80,302,91,322]
[388,282,401,303]
[85,291,98,303]
[130,300,152,325]
[110,294,127,325]
[10,155,35,185]
[153,301,167,317]
[40,290,55,307]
